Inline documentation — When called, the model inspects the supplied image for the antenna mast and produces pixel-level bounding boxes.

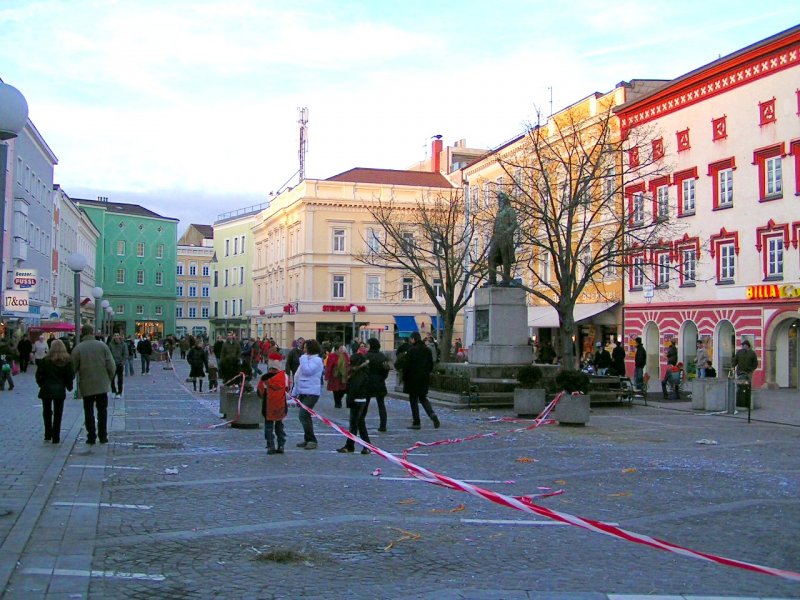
[298,107,309,182]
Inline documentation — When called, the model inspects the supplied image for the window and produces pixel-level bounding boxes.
[202,265,210,277]
[155,306,163,316]
[580,247,592,279]
[604,166,616,199]
[401,232,414,251]
[708,157,735,209]
[632,191,644,223]
[333,228,346,252]
[674,167,698,216]
[201,285,210,298]
[332,275,345,299]
[177,263,184,276]
[240,236,245,252]
[188,306,197,318]
[201,306,209,318]
[239,266,244,285]
[233,237,239,255]
[632,256,645,289]
[539,253,550,284]
[604,241,617,278]
[136,304,144,315]
[223,300,228,316]
[213,271,218,287]
[224,239,230,256]
[433,278,444,298]
[238,298,243,315]
[402,277,414,300]
[188,284,197,297]
[177,284,184,297]
[189,264,197,276]
[367,275,381,300]
[753,144,785,201]
[720,244,736,281]
[176,305,184,318]
[766,236,783,278]
[116,269,125,284]
[157,244,164,259]
[656,252,670,287]
[115,304,125,314]
[116,240,126,255]
[133,270,143,285]
[655,184,669,220]
[681,249,696,284]
[224,269,229,286]
[136,242,145,257]
[366,228,381,253]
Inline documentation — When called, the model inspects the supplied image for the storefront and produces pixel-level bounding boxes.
[527,302,621,364]
[623,283,800,389]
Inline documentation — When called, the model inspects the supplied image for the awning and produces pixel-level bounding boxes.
[430,315,443,332]
[393,315,419,333]
[528,302,619,329]
[29,322,76,333]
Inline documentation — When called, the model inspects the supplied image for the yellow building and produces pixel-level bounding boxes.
[462,81,664,358]
[250,168,457,350]
[176,224,214,339]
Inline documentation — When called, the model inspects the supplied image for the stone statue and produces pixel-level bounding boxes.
[488,192,517,286]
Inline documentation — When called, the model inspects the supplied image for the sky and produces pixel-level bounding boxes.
[1,0,798,234]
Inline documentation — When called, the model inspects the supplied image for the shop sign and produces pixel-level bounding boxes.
[321,304,366,312]
[13,269,38,291]
[746,284,800,300]
[4,290,30,313]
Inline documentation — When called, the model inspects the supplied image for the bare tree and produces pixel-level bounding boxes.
[355,188,489,362]
[493,104,682,369]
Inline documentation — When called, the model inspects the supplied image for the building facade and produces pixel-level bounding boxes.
[249,168,457,350]
[210,205,265,339]
[618,25,800,388]
[74,197,178,339]
[176,224,213,339]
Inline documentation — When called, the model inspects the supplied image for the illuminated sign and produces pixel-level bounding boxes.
[13,269,38,291]
[321,305,366,312]
[4,290,30,312]
[746,284,800,300]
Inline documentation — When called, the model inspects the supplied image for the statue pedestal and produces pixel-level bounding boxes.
[469,286,531,365]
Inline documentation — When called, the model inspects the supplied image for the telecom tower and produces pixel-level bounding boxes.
[298,107,308,182]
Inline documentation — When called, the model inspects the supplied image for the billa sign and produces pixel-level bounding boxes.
[4,290,30,312]
[13,269,38,291]
[746,284,800,300]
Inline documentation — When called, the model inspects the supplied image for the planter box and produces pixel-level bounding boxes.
[554,393,590,426]
[222,388,262,429]
[514,388,546,417]
[691,378,729,411]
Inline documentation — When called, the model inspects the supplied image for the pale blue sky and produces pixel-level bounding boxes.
[1,0,798,230]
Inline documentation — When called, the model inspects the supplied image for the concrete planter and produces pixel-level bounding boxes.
[222,388,262,429]
[513,388,546,417]
[554,393,590,426]
[691,378,729,411]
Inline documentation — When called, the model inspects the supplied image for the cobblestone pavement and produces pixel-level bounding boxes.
[1,358,798,599]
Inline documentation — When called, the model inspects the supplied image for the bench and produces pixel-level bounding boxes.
[588,376,634,406]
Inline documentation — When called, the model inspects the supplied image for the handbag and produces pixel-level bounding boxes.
[11,361,19,375]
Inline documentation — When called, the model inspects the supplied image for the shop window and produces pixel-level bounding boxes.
[708,157,735,209]
[753,143,785,201]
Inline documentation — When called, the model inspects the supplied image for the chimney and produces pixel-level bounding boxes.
[431,135,443,173]
[97,196,108,202]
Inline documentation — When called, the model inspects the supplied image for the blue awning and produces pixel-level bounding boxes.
[430,315,443,332]
[393,315,418,333]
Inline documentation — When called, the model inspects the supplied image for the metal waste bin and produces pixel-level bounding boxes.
[725,374,737,414]
[735,375,751,409]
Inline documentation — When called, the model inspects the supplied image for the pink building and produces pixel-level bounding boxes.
[617,25,800,389]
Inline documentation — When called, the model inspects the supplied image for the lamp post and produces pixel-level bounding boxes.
[0,82,29,298]
[67,253,87,339]
[100,300,110,337]
[350,305,359,347]
[106,307,114,337]
[92,287,103,332]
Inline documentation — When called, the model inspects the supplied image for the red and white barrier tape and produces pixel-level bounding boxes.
[206,372,250,429]
[293,396,800,582]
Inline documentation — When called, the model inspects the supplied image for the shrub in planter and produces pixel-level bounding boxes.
[517,365,543,389]
[555,369,590,394]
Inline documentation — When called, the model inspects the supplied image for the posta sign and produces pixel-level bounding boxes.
[746,284,800,300]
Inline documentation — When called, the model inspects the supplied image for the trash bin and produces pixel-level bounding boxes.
[736,378,751,409]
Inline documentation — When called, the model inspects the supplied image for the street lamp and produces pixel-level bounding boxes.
[67,253,87,339]
[92,286,103,331]
[101,300,110,337]
[0,82,29,296]
[106,307,114,337]
[350,305,359,346]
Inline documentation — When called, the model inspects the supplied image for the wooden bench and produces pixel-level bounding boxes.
[588,376,634,406]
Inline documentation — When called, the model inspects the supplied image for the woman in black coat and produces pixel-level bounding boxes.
[401,332,440,430]
[35,339,74,444]
[364,338,390,432]
[186,341,209,392]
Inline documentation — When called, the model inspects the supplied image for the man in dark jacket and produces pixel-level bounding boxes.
[661,340,678,399]
[611,340,626,377]
[285,337,305,379]
[17,336,33,373]
[137,336,153,374]
[592,342,612,375]
[634,337,647,390]
[402,331,440,430]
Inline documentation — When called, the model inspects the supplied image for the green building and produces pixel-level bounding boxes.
[74,197,178,339]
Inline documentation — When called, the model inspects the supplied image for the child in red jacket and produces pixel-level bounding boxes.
[258,353,288,455]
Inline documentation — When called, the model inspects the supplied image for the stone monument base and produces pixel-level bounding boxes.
[469,286,531,366]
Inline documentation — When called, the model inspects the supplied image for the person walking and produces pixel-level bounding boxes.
[124,336,137,377]
[72,324,116,445]
[365,337,390,432]
[179,336,190,360]
[731,339,758,379]
[35,339,74,444]
[593,342,612,376]
[108,332,129,399]
[634,337,647,390]
[258,353,288,454]
[33,334,49,367]
[661,340,678,399]
[294,339,324,450]
[611,340,626,377]
[17,336,32,373]
[402,331,440,430]
[187,340,209,392]
[285,337,305,380]
[337,352,372,454]
[324,344,349,408]
[137,335,153,374]
[695,340,709,378]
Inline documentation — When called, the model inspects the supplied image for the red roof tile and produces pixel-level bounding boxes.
[326,168,453,188]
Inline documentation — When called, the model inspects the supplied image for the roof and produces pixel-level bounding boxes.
[73,197,178,221]
[189,224,213,238]
[325,168,453,188]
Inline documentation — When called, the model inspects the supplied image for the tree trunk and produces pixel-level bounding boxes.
[559,306,578,370]
[440,311,455,363]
